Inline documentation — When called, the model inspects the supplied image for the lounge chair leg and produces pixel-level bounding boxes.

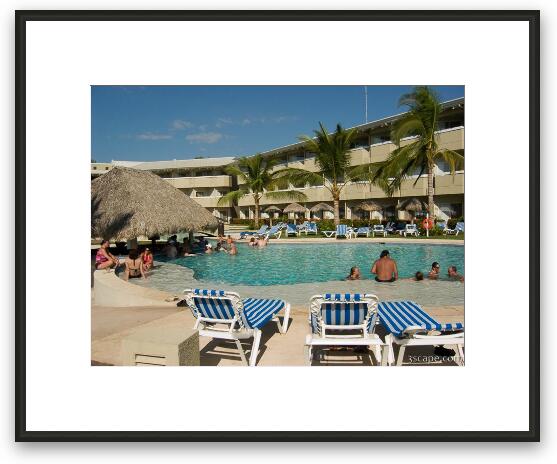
[384,335,395,366]
[396,346,406,366]
[249,330,262,366]
[235,339,248,366]
[279,303,291,334]
[372,344,382,365]
[456,344,465,365]
[305,344,312,366]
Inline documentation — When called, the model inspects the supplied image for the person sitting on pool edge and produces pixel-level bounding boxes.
[346,266,361,280]
[371,249,398,282]
[95,239,120,271]
[448,265,464,282]
[428,261,440,279]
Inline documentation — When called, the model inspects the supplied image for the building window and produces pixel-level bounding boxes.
[289,153,305,163]
[195,190,210,197]
[105,167,109,170]
[92,166,97,170]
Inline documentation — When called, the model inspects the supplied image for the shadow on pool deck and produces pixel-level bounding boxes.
[91,305,464,367]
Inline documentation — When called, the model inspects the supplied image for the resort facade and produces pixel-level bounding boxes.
[91,97,464,223]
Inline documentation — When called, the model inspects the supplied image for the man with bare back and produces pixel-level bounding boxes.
[371,249,398,282]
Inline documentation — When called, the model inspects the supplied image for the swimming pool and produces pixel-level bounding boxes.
[161,242,464,286]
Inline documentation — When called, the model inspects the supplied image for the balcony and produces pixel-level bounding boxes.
[164,175,232,189]
[189,196,228,208]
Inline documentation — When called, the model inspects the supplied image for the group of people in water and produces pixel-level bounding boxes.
[161,234,239,258]
[95,239,153,281]
[346,249,464,283]
[96,238,463,285]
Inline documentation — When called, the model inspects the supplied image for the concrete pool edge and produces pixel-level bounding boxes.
[220,236,464,246]
[93,269,177,307]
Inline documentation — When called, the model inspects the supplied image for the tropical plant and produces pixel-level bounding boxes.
[275,123,367,225]
[366,86,464,217]
[217,154,307,228]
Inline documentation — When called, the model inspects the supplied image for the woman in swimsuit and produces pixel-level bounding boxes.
[124,248,146,281]
[142,247,153,271]
[95,240,120,270]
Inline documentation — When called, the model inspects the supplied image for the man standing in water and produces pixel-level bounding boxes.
[371,249,398,282]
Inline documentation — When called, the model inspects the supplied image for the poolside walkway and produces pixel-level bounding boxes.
[224,233,464,245]
[91,303,464,367]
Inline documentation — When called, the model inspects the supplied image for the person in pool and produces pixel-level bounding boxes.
[257,236,268,247]
[346,266,361,280]
[95,240,120,270]
[371,249,398,282]
[414,271,424,281]
[248,237,257,247]
[124,248,145,281]
[229,242,238,255]
[428,261,440,279]
[141,247,153,271]
[448,265,464,282]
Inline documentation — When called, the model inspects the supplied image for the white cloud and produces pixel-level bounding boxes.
[172,119,195,130]
[185,132,223,144]
[215,117,233,128]
[136,132,172,140]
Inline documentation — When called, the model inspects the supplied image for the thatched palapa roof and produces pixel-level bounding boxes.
[310,202,334,213]
[355,201,382,212]
[399,197,427,212]
[283,202,307,213]
[91,166,218,241]
[264,205,282,212]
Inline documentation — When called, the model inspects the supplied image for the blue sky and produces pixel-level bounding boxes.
[91,85,464,162]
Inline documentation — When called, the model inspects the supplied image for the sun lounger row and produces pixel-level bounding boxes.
[241,222,463,240]
[183,289,464,366]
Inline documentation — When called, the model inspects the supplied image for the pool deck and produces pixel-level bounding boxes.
[227,234,464,245]
[91,302,464,367]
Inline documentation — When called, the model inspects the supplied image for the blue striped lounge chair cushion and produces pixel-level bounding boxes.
[311,293,370,334]
[241,298,285,329]
[287,224,296,233]
[378,300,464,337]
[337,224,347,236]
[267,225,280,235]
[192,289,236,320]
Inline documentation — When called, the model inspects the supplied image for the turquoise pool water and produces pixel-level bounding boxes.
[164,242,464,286]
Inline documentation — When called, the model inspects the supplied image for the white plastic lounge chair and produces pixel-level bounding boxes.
[444,222,464,236]
[286,223,299,237]
[183,288,291,366]
[355,227,370,237]
[372,224,387,237]
[336,224,352,238]
[378,300,464,366]
[322,229,336,238]
[305,293,385,365]
[403,224,420,237]
[305,222,318,235]
[265,225,282,239]
[252,225,269,239]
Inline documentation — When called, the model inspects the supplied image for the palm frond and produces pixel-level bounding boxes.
[436,149,464,174]
[217,188,248,206]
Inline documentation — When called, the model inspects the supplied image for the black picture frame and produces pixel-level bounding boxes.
[14,9,540,442]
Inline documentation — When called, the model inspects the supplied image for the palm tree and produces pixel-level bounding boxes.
[368,86,464,217]
[217,154,307,228]
[275,123,364,225]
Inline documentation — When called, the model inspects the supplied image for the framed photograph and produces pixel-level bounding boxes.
[15,10,540,441]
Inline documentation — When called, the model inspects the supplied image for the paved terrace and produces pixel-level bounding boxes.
[92,303,464,367]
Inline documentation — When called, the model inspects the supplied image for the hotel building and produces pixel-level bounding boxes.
[91,97,464,223]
